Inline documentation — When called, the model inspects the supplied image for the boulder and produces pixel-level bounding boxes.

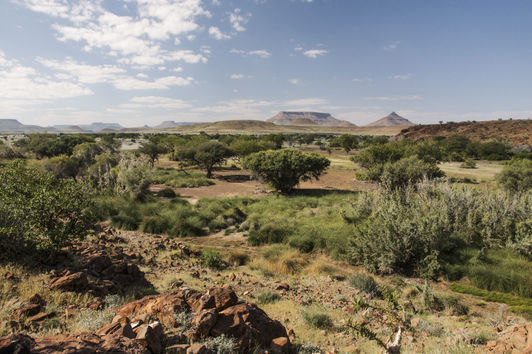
[12,304,41,321]
[210,303,289,350]
[49,272,88,291]
[0,334,34,354]
[271,337,291,353]
[190,309,218,339]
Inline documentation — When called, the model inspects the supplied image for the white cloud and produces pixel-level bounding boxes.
[209,26,230,40]
[352,78,363,82]
[112,76,194,90]
[288,78,299,84]
[231,49,271,58]
[303,49,328,58]
[16,0,210,67]
[230,74,245,79]
[229,8,250,32]
[389,74,411,80]
[383,41,400,51]
[0,53,92,101]
[193,99,275,115]
[38,57,125,84]
[364,95,422,101]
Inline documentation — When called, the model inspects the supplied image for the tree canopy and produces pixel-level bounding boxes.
[242,149,330,193]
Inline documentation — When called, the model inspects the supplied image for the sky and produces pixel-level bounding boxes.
[1,0,531,127]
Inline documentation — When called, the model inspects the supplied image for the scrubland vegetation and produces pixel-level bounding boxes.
[1,130,531,352]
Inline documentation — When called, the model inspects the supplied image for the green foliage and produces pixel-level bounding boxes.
[15,133,93,158]
[156,187,177,198]
[171,139,233,178]
[87,153,118,190]
[451,283,532,315]
[347,273,379,297]
[346,182,531,276]
[257,291,281,304]
[443,248,532,297]
[242,149,330,193]
[301,307,333,329]
[0,160,93,250]
[151,167,213,188]
[44,154,80,179]
[201,248,227,270]
[380,156,444,190]
[497,158,532,193]
[460,159,477,169]
[138,139,167,167]
[0,144,22,159]
[115,154,152,200]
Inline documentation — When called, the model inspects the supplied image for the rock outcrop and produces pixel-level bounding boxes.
[267,111,355,127]
[0,285,290,353]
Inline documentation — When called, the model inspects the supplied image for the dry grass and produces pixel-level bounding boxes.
[439,161,504,181]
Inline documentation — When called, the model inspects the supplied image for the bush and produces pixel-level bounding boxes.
[204,335,237,354]
[0,160,93,251]
[202,249,227,270]
[115,154,152,200]
[347,273,378,296]
[257,291,281,304]
[380,156,444,190]
[460,159,477,169]
[156,187,177,198]
[497,159,532,193]
[301,307,333,329]
[242,149,330,193]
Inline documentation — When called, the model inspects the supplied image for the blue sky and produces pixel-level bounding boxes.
[1,0,531,127]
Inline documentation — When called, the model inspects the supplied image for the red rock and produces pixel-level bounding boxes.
[12,304,41,321]
[210,303,288,350]
[135,323,164,354]
[190,309,218,339]
[186,343,211,354]
[0,334,34,353]
[208,285,238,311]
[271,337,291,352]
[49,272,88,291]
[28,293,45,306]
[26,312,53,324]
[275,283,290,291]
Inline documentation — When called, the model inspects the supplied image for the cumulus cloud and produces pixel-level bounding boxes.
[230,74,245,79]
[120,96,191,109]
[229,8,250,32]
[288,78,299,84]
[303,49,328,58]
[209,26,230,40]
[15,0,210,67]
[284,97,329,106]
[0,52,92,101]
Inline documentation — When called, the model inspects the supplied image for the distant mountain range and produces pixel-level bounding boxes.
[267,111,356,127]
[366,112,415,127]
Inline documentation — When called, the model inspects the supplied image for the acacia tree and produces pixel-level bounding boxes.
[171,140,233,178]
[242,149,330,193]
[139,140,167,167]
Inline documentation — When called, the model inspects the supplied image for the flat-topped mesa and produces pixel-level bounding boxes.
[366,112,415,127]
[267,111,356,127]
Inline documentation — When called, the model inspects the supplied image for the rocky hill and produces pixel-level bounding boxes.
[366,112,415,127]
[0,119,54,133]
[396,119,532,147]
[267,112,355,127]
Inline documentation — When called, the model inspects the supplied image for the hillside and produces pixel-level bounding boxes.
[268,111,355,126]
[366,112,415,127]
[173,119,402,135]
[0,119,54,133]
[396,119,532,147]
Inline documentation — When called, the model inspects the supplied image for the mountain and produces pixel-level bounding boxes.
[0,119,56,133]
[267,111,356,127]
[366,112,415,127]
[153,121,196,129]
[79,122,124,132]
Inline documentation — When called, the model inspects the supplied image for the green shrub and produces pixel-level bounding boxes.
[380,156,444,190]
[242,149,330,193]
[257,291,281,304]
[140,215,170,234]
[156,187,177,198]
[204,334,237,354]
[202,249,227,270]
[0,160,93,251]
[460,159,477,169]
[347,273,379,297]
[497,159,532,193]
[301,307,333,329]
